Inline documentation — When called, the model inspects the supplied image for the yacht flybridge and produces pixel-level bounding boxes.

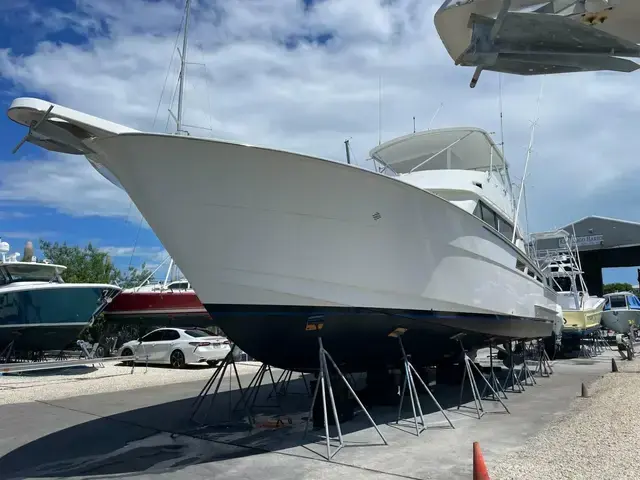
[7,93,558,372]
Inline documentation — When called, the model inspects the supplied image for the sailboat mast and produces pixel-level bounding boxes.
[176,0,192,135]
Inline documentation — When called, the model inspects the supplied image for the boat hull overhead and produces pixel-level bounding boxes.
[434,0,640,87]
[7,98,557,372]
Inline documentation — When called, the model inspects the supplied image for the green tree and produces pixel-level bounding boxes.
[38,240,153,288]
[603,282,634,295]
[38,240,154,344]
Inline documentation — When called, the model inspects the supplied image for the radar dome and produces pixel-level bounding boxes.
[0,241,10,254]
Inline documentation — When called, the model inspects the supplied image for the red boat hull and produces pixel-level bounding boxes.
[103,290,214,329]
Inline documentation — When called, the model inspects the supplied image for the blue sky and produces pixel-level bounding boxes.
[0,0,639,285]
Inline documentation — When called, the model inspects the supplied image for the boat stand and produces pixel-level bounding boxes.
[516,340,537,387]
[578,337,594,358]
[390,328,454,436]
[232,362,283,418]
[501,341,525,393]
[532,341,553,378]
[190,345,251,426]
[303,336,388,461]
[454,334,509,419]
[596,330,614,353]
[1,340,15,363]
[268,369,311,399]
[480,342,508,400]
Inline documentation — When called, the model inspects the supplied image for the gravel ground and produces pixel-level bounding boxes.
[492,359,640,480]
[0,360,264,405]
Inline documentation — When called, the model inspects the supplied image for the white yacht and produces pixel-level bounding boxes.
[6,94,559,371]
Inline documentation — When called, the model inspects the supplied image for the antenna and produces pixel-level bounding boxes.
[427,103,443,130]
[176,0,192,135]
[344,138,351,165]
[512,77,544,243]
[412,116,416,133]
[498,73,505,158]
[378,74,382,145]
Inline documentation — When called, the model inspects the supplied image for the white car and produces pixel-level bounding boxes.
[119,327,231,368]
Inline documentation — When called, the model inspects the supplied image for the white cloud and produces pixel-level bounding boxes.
[0,0,638,234]
[100,245,168,263]
[0,152,146,225]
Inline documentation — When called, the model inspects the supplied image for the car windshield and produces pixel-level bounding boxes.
[184,329,210,338]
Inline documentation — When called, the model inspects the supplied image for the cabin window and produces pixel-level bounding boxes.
[0,269,7,286]
[610,295,627,309]
[479,203,498,230]
[516,259,526,272]
[497,217,514,240]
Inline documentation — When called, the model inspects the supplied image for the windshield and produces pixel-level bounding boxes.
[1,264,62,283]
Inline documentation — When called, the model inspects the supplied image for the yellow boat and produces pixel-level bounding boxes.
[561,295,606,337]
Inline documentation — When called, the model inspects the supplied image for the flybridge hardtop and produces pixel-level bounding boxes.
[369,127,506,175]
[0,261,67,282]
[434,0,640,87]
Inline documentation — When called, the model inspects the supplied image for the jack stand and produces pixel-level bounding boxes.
[268,369,311,399]
[303,337,388,461]
[454,335,509,419]
[131,341,149,375]
[1,340,15,363]
[502,341,525,393]
[232,362,282,420]
[596,330,615,352]
[533,341,553,378]
[391,329,454,435]
[516,341,537,387]
[578,337,593,358]
[190,345,251,426]
[480,342,507,400]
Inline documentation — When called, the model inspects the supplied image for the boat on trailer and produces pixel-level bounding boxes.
[6,94,559,372]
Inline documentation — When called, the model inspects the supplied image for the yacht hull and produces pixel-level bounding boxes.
[84,132,556,371]
[0,284,121,352]
[602,309,640,334]
[103,290,212,330]
[561,307,605,338]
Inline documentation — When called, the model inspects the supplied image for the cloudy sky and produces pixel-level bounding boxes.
[0,0,635,283]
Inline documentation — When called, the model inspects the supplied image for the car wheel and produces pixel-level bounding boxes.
[170,350,186,369]
[121,348,134,366]
[207,360,220,367]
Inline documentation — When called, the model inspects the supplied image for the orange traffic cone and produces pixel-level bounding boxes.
[473,441,490,480]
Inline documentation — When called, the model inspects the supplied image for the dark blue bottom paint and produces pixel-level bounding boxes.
[0,286,115,352]
[205,305,554,373]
